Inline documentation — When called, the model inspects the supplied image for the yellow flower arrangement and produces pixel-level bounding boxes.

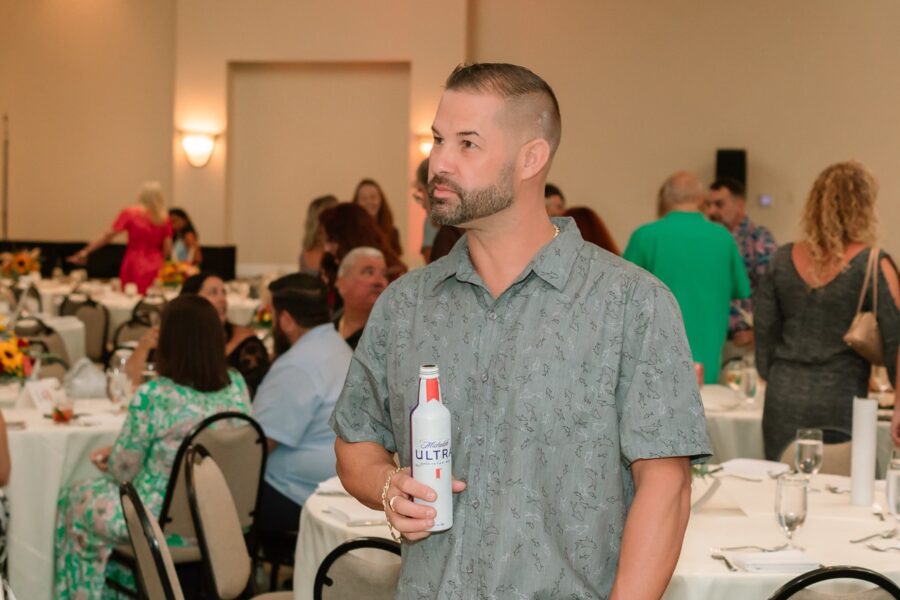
[0,248,41,280]
[0,325,33,381]
[254,305,273,329]
[158,260,199,287]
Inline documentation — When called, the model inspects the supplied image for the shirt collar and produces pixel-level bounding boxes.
[430,217,583,293]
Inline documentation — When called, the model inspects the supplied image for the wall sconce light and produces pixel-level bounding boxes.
[180,132,217,167]
[416,133,433,157]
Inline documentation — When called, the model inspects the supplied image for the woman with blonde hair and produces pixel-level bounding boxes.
[299,194,338,274]
[69,181,173,293]
[755,161,900,459]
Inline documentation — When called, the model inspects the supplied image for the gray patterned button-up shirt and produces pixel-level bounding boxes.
[330,217,710,599]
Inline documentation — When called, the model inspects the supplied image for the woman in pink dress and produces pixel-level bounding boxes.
[69,182,173,293]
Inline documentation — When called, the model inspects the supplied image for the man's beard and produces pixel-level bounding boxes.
[273,322,291,357]
[427,161,515,226]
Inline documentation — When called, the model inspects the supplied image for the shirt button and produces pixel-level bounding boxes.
[481,372,489,383]
[472,499,480,509]
[488,312,497,320]
[475,435,484,445]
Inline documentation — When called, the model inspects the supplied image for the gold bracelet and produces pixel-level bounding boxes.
[381,465,404,543]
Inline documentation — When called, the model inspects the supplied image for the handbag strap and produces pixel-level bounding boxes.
[854,247,880,315]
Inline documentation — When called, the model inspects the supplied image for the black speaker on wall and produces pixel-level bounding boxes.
[715,149,746,188]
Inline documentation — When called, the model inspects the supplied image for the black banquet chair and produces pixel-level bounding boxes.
[768,565,900,600]
[313,537,402,600]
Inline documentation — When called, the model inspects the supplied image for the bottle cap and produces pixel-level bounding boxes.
[419,364,439,378]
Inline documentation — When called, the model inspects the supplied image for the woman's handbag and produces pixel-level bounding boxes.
[843,247,884,365]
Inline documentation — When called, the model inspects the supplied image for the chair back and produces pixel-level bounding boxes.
[779,427,853,476]
[70,300,109,362]
[114,318,150,349]
[12,285,41,315]
[313,537,402,600]
[15,317,71,368]
[132,296,167,326]
[185,446,252,599]
[119,482,185,600]
[768,565,900,600]
[59,293,90,316]
[0,285,16,310]
[159,412,267,539]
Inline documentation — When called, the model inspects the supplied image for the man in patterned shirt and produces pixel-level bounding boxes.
[330,63,710,599]
[704,178,778,349]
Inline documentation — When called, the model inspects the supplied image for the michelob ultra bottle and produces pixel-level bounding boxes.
[410,364,453,531]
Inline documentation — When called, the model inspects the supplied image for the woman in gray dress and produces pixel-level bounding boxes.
[755,161,900,460]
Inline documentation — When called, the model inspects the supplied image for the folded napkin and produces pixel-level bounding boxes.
[326,503,386,524]
[726,550,820,573]
[721,458,789,478]
[316,477,349,496]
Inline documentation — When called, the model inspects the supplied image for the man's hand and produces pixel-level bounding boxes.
[382,467,466,542]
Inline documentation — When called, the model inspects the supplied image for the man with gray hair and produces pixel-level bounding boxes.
[334,246,388,349]
[624,171,751,383]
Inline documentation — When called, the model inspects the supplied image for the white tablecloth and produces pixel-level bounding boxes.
[296,475,900,599]
[702,387,894,476]
[3,399,125,600]
[293,488,396,600]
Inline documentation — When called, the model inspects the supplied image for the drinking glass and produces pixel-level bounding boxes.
[723,360,747,400]
[775,474,808,547]
[106,368,133,407]
[142,362,158,383]
[794,428,824,476]
[887,450,900,520]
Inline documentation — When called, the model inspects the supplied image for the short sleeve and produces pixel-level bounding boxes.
[615,279,711,465]
[112,208,132,233]
[252,363,317,447]
[731,240,752,300]
[329,290,397,453]
[163,217,174,239]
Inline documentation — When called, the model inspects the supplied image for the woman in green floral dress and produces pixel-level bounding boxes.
[54,295,253,599]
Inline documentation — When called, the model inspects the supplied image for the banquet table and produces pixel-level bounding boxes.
[2,398,125,600]
[295,474,900,600]
[702,385,894,476]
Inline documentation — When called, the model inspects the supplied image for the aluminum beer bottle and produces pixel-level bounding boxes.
[410,364,453,531]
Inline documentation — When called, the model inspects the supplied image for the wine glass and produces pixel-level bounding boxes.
[794,428,824,476]
[775,473,808,548]
[887,450,900,520]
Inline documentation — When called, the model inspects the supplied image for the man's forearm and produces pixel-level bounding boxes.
[335,438,397,510]
[610,458,692,600]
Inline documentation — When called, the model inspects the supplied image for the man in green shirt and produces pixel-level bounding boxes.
[331,64,710,599]
[624,172,751,383]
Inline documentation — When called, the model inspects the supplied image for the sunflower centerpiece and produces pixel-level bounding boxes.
[0,249,41,281]
[0,325,33,383]
[157,260,198,288]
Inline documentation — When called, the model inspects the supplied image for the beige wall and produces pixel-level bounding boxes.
[173,0,467,262]
[2,0,897,265]
[0,0,175,241]
[471,0,900,260]
[228,62,410,270]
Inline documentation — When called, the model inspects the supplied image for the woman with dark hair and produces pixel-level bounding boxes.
[318,203,407,281]
[168,207,202,265]
[126,272,270,397]
[352,178,403,256]
[53,295,250,598]
[563,206,620,255]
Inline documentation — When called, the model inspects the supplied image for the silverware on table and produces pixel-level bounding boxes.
[851,527,897,544]
[867,543,900,552]
[710,551,739,572]
[825,484,850,495]
[712,474,763,483]
[872,503,888,522]
[712,543,788,553]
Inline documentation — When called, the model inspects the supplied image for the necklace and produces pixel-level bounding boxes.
[553,225,560,238]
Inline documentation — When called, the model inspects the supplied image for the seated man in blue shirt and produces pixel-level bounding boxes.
[253,273,353,540]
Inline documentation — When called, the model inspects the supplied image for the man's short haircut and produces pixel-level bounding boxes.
[337,246,385,278]
[268,273,331,329]
[660,172,705,210]
[710,177,746,199]
[544,183,564,200]
[445,63,562,157]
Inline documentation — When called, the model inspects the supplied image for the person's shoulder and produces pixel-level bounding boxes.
[578,241,668,297]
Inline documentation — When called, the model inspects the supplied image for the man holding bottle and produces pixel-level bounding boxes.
[330,63,710,599]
